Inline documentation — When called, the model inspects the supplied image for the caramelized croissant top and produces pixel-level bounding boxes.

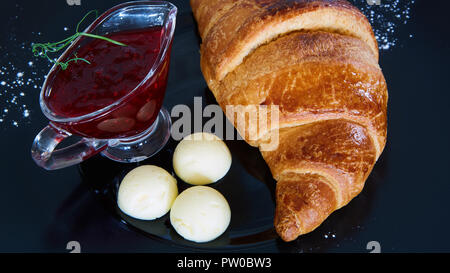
[191,0,378,82]
[215,30,386,158]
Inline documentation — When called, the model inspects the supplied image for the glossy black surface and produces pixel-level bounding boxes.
[0,0,449,252]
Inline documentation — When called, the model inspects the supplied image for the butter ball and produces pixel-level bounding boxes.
[173,132,231,185]
[170,186,231,243]
[117,165,178,220]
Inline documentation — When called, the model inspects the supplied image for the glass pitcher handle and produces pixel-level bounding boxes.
[31,123,108,170]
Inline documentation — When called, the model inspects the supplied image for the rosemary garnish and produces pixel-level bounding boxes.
[32,10,127,70]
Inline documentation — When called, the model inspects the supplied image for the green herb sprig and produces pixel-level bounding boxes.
[32,10,127,70]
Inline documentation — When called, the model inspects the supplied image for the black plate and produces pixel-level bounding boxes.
[78,0,388,251]
[78,137,387,251]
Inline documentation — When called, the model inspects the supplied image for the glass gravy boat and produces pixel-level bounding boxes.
[32,1,177,170]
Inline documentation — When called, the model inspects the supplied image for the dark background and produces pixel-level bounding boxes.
[0,0,449,253]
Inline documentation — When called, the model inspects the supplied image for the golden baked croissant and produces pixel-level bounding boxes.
[190,0,387,242]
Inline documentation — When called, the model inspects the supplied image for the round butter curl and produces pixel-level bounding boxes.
[173,132,231,185]
[170,186,231,243]
[117,165,178,220]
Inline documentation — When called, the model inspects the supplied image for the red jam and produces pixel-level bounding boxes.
[45,26,171,139]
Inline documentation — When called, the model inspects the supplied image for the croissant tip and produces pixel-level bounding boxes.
[276,223,302,242]
[280,233,299,242]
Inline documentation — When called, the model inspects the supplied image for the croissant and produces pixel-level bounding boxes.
[190,0,387,242]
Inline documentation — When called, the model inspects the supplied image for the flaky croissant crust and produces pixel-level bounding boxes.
[191,0,387,241]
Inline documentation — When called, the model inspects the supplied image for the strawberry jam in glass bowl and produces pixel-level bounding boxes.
[31,1,177,170]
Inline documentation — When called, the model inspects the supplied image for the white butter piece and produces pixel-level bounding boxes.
[170,186,231,243]
[173,132,231,185]
[117,165,178,220]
